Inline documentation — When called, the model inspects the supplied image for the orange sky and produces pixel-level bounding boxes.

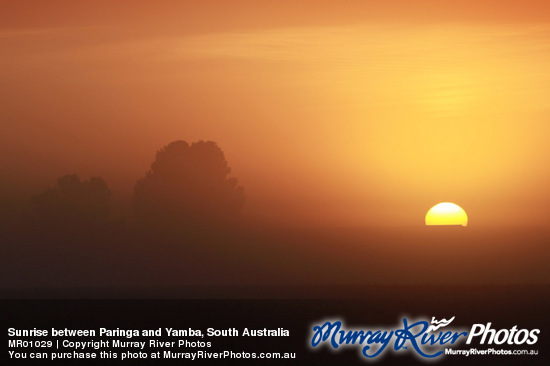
[1,1,550,227]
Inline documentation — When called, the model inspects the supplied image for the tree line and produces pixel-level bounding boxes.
[7,140,245,237]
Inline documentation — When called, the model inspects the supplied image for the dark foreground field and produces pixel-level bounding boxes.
[3,225,549,364]
[1,225,548,291]
[2,224,549,364]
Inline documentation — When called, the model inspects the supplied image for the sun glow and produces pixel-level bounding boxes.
[425,202,468,227]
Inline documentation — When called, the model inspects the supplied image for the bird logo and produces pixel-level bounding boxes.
[427,316,456,332]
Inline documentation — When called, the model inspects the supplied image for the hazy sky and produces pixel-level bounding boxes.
[2,1,550,226]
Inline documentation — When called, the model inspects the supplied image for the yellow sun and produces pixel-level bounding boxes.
[425,202,468,226]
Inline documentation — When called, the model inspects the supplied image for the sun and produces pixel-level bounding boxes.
[425,202,468,227]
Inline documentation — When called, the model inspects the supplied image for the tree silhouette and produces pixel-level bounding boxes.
[132,140,245,232]
[30,174,111,230]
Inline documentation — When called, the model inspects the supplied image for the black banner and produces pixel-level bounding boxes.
[3,286,548,365]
